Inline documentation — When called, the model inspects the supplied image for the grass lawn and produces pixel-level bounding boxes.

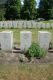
[42,20,53,23]
[0,28,53,46]
[0,64,53,80]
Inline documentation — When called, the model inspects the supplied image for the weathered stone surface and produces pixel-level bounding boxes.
[26,21,31,28]
[0,21,53,29]
[0,31,13,51]
[38,31,51,50]
[20,31,32,50]
[7,21,12,28]
[12,21,17,28]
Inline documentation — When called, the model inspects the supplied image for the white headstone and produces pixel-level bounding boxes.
[37,22,42,28]
[46,23,50,28]
[20,31,32,50]
[0,21,2,28]
[18,21,24,28]
[42,23,45,28]
[38,31,51,50]
[0,31,13,51]
[26,21,31,28]
[50,23,53,28]
[31,21,37,28]
[7,21,12,28]
[0,21,4,28]
[2,21,8,28]
[12,21,17,28]
[23,21,27,28]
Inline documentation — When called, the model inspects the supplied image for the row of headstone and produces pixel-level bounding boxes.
[0,30,51,51]
[20,31,51,50]
[0,21,53,29]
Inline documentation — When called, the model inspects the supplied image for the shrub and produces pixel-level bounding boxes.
[1,27,5,29]
[10,27,17,29]
[27,43,46,58]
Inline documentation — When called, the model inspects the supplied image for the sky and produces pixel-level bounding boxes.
[36,0,40,7]
[21,0,40,8]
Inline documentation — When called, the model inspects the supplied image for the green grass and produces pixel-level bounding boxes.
[0,28,53,46]
[42,20,53,23]
[0,64,53,80]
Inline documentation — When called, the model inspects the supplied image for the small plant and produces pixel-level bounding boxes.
[10,27,14,29]
[1,27,5,29]
[50,26,52,29]
[10,26,17,29]
[40,27,43,29]
[26,43,46,59]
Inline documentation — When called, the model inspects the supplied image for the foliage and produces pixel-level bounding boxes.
[5,0,21,20]
[0,0,53,20]
[38,0,53,20]
[50,8,53,19]
[21,0,36,20]
[0,13,3,21]
[27,43,46,58]
[0,8,5,21]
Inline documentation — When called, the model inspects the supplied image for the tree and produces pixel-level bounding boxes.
[50,8,53,19]
[21,0,30,20]
[28,0,36,19]
[47,0,53,8]
[38,0,53,20]
[5,0,21,20]
[21,0,36,20]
